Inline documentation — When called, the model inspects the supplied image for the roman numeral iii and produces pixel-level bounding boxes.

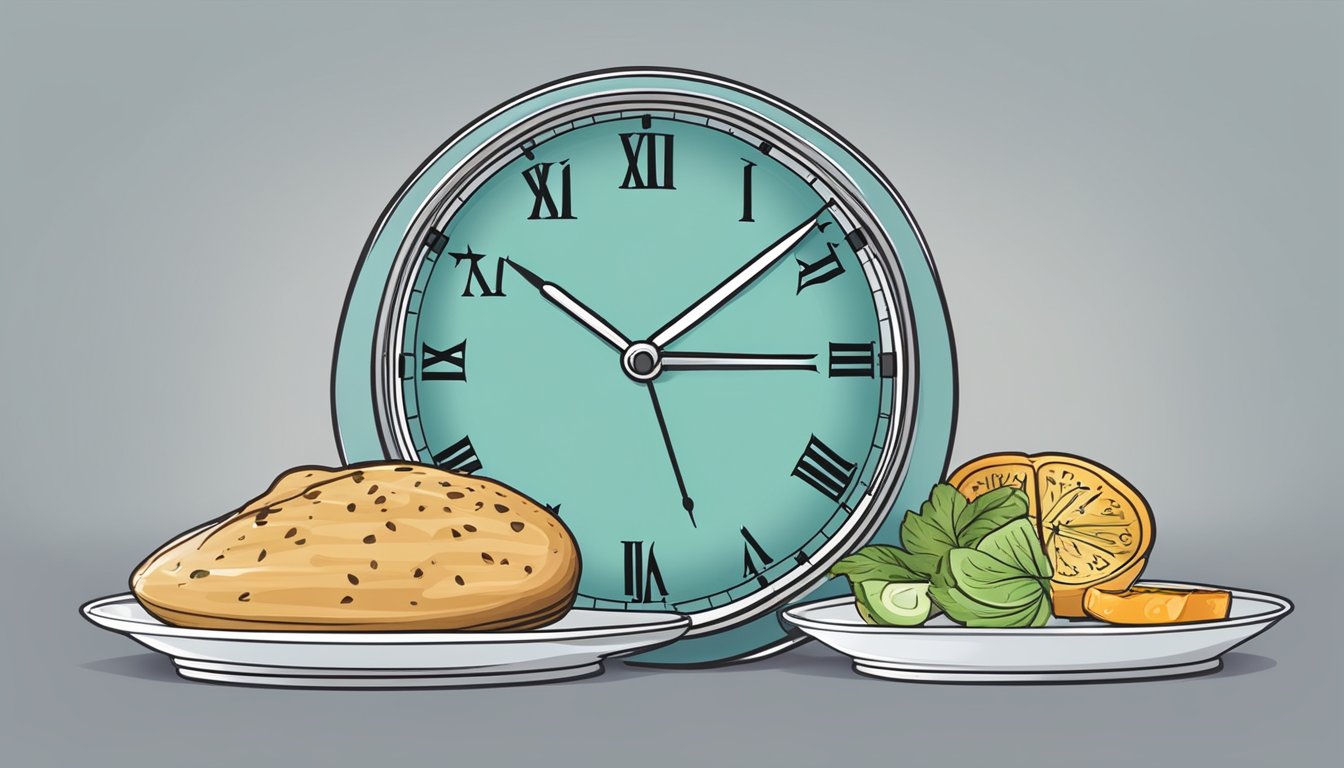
[829,341,876,378]
[521,161,575,220]
[449,246,506,297]
[432,435,482,474]
[623,541,668,603]
[796,242,845,293]
[619,131,675,189]
[421,340,466,381]
[792,434,857,501]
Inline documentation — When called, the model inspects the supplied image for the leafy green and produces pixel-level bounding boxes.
[828,545,937,583]
[855,581,933,626]
[900,484,1030,560]
[929,519,1054,628]
[829,484,1044,629]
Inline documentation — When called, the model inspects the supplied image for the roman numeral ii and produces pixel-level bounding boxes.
[796,242,845,293]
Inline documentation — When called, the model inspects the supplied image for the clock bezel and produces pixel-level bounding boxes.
[333,69,958,664]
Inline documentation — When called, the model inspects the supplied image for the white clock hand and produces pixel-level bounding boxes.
[648,202,832,349]
[504,258,630,352]
[660,351,818,371]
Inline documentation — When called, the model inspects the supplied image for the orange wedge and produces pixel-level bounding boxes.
[1084,585,1230,624]
[949,452,1154,617]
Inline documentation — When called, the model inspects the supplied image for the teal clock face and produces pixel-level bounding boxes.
[368,91,913,634]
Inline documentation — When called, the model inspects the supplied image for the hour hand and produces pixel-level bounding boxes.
[504,259,630,352]
[660,351,818,372]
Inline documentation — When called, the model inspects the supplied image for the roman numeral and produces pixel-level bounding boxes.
[792,434,857,501]
[432,435,482,474]
[796,242,845,293]
[829,341,875,378]
[740,159,755,222]
[421,340,466,381]
[623,541,668,603]
[740,527,774,588]
[619,131,675,189]
[521,161,575,220]
[449,246,506,297]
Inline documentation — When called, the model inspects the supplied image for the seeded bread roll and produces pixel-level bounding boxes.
[130,463,580,631]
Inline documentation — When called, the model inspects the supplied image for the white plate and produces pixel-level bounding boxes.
[781,581,1292,683]
[82,594,689,688]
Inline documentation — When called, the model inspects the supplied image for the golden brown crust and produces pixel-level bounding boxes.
[131,463,580,631]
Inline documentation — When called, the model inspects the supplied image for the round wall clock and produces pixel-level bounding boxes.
[333,68,956,666]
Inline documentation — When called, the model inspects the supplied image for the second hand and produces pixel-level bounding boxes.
[645,382,696,527]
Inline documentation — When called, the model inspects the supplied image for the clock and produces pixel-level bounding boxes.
[333,69,955,666]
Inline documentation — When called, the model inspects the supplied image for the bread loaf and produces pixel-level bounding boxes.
[130,463,580,631]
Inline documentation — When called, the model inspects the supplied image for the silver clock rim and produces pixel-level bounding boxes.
[364,76,921,638]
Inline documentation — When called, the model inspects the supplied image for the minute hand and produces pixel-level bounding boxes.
[649,203,830,348]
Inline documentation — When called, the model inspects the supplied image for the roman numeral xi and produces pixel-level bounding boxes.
[521,161,575,220]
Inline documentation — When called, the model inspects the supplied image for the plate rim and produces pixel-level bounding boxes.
[81,593,690,646]
[781,580,1293,637]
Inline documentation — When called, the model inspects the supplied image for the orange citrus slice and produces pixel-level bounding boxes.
[948,452,1154,617]
[1084,585,1230,624]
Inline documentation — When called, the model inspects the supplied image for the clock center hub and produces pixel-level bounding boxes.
[621,341,663,382]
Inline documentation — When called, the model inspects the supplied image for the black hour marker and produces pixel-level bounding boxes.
[450,246,506,297]
[792,434,857,502]
[829,342,876,378]
[619,132,675,189]
[521,161,575,220]
[757,140,773,155]
[433,435,482,474]
[623,541,668,603]
[880,351,896,378]
[739,159,756,222]
[844,227,869,252]
[421,340,467,382]
[423,227,449,256]
[740,527,774,588]
[796,242,845,293]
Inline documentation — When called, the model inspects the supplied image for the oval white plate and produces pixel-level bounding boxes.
[781,581,1292,683]
[82,593,689,688]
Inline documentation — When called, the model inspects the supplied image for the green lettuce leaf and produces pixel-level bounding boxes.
[900,484,1030,561]
[929,518,1054,628]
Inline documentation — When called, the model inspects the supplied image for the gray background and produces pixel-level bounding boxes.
[1,0,1339,765]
